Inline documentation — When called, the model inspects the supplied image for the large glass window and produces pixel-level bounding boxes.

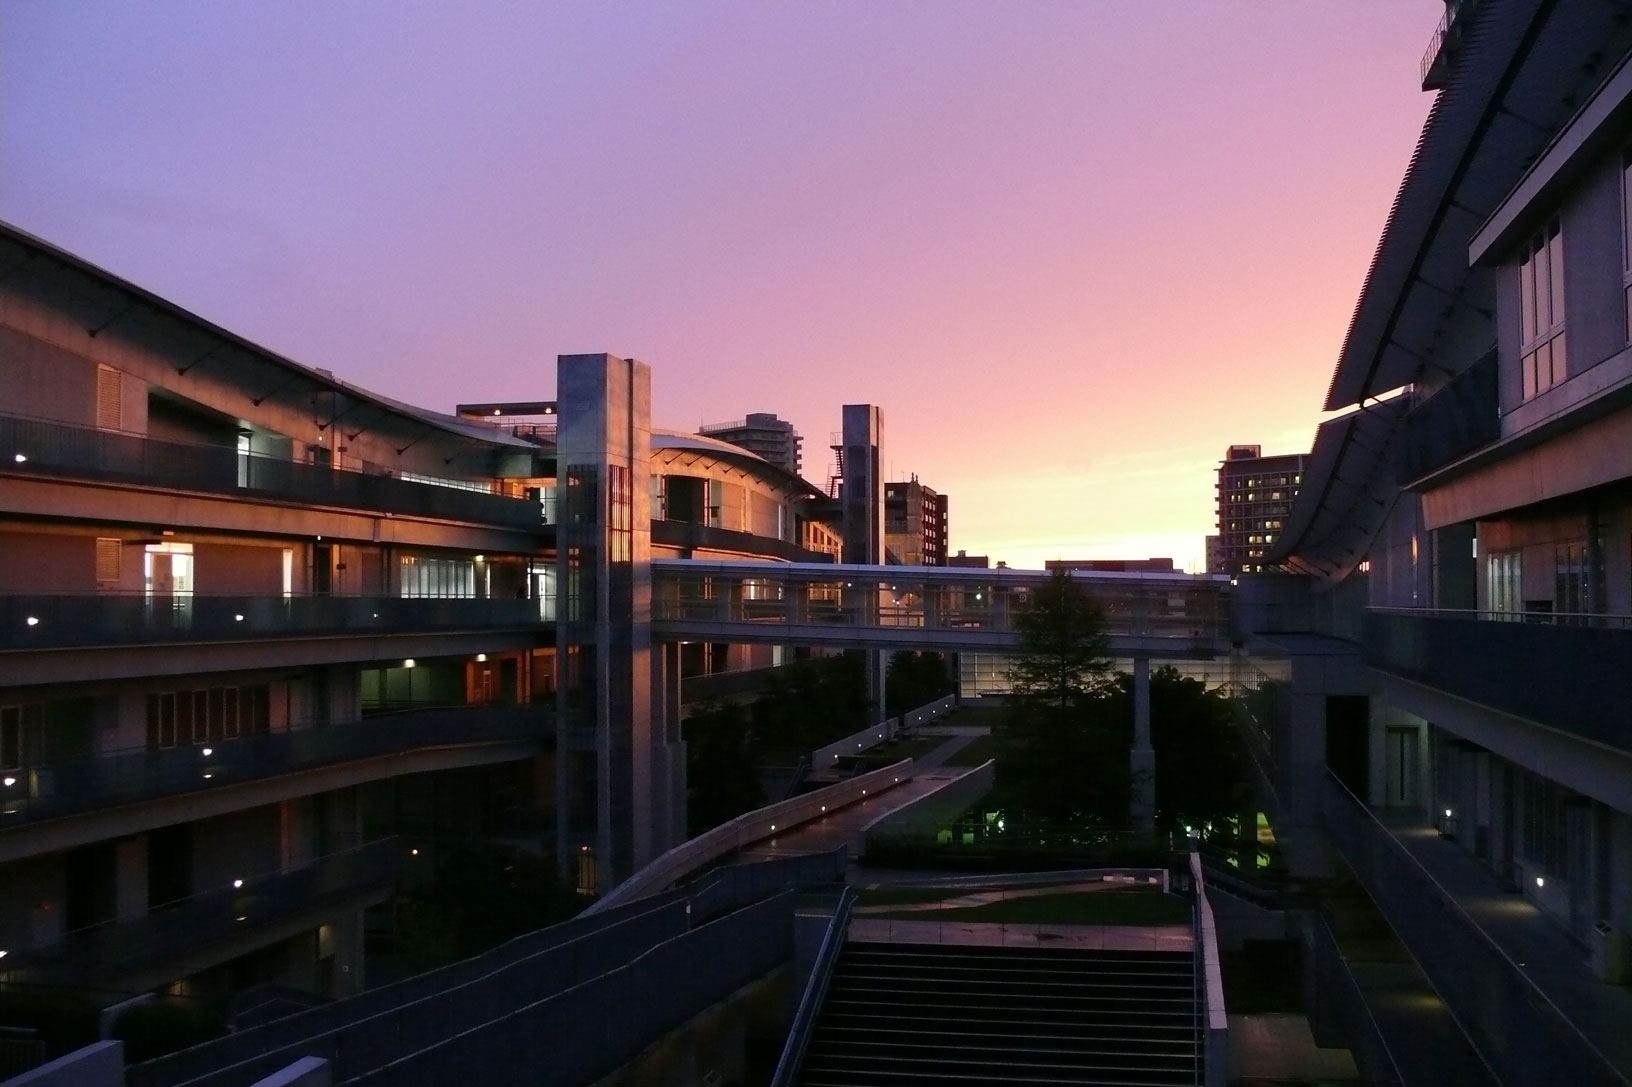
[1487,549,1521,618]
[1519,221,1566,400]
[399,555,476,598]
[1555,540,1588,620]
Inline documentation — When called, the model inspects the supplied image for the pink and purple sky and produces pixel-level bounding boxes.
[1,2,1433,570]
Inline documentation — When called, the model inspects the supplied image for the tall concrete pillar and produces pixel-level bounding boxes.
[555,353,673,891]
[1131,656,1155,834]
[840,405,886,716]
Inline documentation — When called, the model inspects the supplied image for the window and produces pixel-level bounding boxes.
[1487,550,1521,618]
[145,685,270,749]
[399,555,476,598]
[95,365,123,430]
[1623,152,1632,342]
[1,705,42,771]
[1521,772,1571,879]
[608,464,631,563]
[95,538,122,582]
[1519,221,1566,400]
[1555,541,1588,620]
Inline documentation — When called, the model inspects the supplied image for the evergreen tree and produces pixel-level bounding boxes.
[998,569,1126,826]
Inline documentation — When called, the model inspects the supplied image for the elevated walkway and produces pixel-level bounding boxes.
[652,559,1231,657]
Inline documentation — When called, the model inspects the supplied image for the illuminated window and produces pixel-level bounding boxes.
[1519,220,1565,400]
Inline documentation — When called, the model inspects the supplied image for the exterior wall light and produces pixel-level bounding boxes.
[1444,808,1453,818]
[1536,876,1545,888]
[234,614,244,621]
[13,454,24,463]
[476,653,487,662]
[25,617,38,626]
[403,659,416,668]
[201,748,213,757]
[233,879,243,889]
[2,777,14,788]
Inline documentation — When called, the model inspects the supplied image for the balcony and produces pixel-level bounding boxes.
[1,594,544,651]
[1397,349,1499,485]
[0,839,402,990]
[1420,1,1479,91]
[1321,773,1631,1083]
[1363,608,1632,754]
[0,412,543,529]
[0,705,551,826]
[650,519,833,563]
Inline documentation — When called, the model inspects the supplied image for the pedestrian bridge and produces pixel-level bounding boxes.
[651,559,1231,658]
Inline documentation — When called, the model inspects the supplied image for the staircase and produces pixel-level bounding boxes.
[797,941,1201,1086]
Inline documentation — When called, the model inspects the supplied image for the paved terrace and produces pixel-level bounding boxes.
[652,559,1231,657]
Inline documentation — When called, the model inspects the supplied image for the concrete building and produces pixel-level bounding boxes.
[1212,444,1305,575]
[0,222,837,1002]
[884,476,948,566]
[697,412,802,477]
[1239,2,1632,1080]
[1046,558,1177,574]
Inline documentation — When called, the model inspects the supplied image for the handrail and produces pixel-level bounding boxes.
[586,759,911,914]
[1324,770,1624,1081]
[1188,851,1228,1086]
[770,887,855,1087]
[1303,911,1406,1087]
[1368,605,1632,626]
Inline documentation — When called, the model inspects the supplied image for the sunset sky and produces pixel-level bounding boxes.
[1,2,1434,571]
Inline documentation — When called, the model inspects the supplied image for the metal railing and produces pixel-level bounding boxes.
[345,892,796,1086]
[1,412,542,528]
[1321,772,1627,1084]
[1188,852,1229,1087]
[771,887,855,1087]
[131,891,695,1087]
[587,761,911,914]
[2,839,402,989]
[1298,911,1405,1087]
[0,704,550,824]
[1,593,544,650]
[1363,608,1632,754]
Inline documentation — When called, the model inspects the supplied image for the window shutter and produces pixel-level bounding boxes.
[95,538,121,582]
[96,365,123,430]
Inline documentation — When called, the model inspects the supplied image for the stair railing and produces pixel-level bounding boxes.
[770,886,856,1087]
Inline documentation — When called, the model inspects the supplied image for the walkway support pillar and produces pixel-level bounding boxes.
[1131,655,1155,834]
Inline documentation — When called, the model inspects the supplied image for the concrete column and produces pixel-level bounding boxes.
[1131,656,1155,834]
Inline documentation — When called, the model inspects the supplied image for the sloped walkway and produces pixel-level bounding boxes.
[1380,811,1632,1081]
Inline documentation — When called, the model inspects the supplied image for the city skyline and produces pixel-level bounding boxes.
[0,2,1434,570]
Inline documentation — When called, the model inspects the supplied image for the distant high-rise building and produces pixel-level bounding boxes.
[1213,444,1305,574]
[698,412,802,476]
[947,549,989,568]
[884,476,948,566]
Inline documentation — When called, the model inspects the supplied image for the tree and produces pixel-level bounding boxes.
[1102,666,1250,835]
[997,569,1127,826]
[885,650,953,718]
[685,699,765,835]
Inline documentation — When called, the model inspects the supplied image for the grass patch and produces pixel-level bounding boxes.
[940,733,1002,767]
[867,886,1190,926]
[853,735,948,765]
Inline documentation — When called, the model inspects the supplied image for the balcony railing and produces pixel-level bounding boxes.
[1363,608,1632,754]
[1397,349,1499,484]
[650,519,833,563]
[1,594,545,651]
[1321,773,1624,1084]
[0,705,552,825]
[0,839,403,989]
[1,412,543,529]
